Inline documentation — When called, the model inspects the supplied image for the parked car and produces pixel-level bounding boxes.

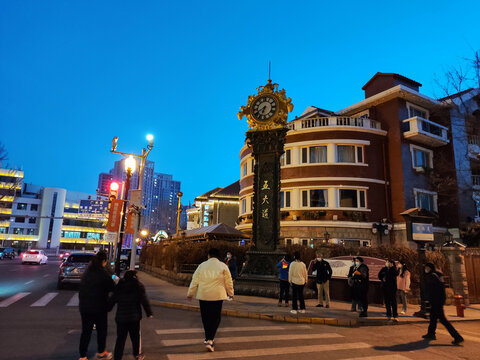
[0,247,16,260]
[22,249,48,265]
[57,252,95,289]
[59,251,71,261]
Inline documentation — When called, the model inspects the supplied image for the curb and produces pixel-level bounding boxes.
[150,299,357,327]
[150,299,480,327]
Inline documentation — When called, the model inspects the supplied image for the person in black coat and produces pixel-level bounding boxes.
[378,259,398,321]
[225,251,238,280]
[347,257,361,312]
[422,263,464,345]
[78,250,115,360]
[108,270,153,360]
[352,256,369,317]
[312,252,332,308]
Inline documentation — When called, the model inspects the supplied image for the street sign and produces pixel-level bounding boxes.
[106,199,123,232]
[79,199,109,218]
[412,223,434,241]
[105,231,117,243]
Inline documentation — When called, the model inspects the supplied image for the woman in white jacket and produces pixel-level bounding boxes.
[288,251,308,314]
[187,248,234,352]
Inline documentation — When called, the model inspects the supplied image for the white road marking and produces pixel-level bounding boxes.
[155,325,312,335]
[24,280,34,285]
[167,342,371,360]
[30,292,58,307]
[161,333,343,347]
[343,355,412,360]
[42,274,50,278]
[0,292,31,307]
[437,329,480,343]
[67,293,79,306]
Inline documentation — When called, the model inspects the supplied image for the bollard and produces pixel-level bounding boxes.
[453,294,465,317]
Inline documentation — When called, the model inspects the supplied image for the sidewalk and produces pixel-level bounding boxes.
[138,271,480,327]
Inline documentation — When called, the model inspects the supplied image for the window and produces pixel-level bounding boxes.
[302,189,328,207]
[16,203,27,210]
[242,199,246,214]
[251,159,255,172]
[250,197,253,211]
[15,217,25,223]
[13,228,24,234]
[285,149,291,165]
[415,190,436,212]
[285,238,292,246]
[302,148,308,163]
[27,228,35,235]
[411,145,433,169]
[337,145,364,163]
[302,239,308,246]
[30,204,38,211]
[280,191,291,208]
[28,217,36,224]
[243,163,247,177]
[309,146,327,163]
[408,104,428,119]
[339,189,367,208]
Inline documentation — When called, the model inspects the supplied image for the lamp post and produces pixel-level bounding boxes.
[323,229,330,243]
[111,134,154,271]
[176,192,183,237]
[372,219,391,245]
[115,156,136,275]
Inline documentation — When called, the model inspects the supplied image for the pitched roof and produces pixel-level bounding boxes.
[439,88,476,101]
[196,187,223,200]
[362,72,422,90]
[214,181,239,197]
[294,106,335,120]
[182,223,247,238]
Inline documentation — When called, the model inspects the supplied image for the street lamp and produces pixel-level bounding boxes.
[176,192,183,237]
[114,156,136,275]
[140,229,149,237]
[323,229,330,243]
[110,135,154,271]
[443,229,454,247]
[372,219,391,245]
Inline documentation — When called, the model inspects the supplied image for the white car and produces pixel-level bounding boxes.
[22,249,48,265]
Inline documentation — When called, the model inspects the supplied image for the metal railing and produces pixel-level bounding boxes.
[472,175,480,187]
[288,116,381,131]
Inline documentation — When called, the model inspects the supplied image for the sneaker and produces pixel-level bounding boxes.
[452,337,464,346]
[298,309,306,313]
[325,304,329,308]
[400,311,406,315]
[393,317,398,322]
[422,334,436,341]
[290,310,297,314]
[206,341,215,352]
[97,351,113,359]
[315,304,323,307]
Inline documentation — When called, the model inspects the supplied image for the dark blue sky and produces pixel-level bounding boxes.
[1,1,479,202]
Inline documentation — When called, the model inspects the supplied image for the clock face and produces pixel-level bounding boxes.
[252,96,277,121]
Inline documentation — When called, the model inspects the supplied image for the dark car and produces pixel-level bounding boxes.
[57,252,95,289]
[0,247,16,260]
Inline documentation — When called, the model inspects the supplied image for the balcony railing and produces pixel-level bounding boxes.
[288,116,381,131]
[402,116,449,147]
[473,175,480,188]
[468,135,480,146]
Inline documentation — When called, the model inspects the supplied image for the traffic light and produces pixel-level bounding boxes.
[109,182,119,202]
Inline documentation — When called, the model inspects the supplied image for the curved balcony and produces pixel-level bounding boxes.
[288,116,382,132]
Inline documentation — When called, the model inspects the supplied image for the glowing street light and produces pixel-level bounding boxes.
[140,229,149,237]
[124,156,136,173]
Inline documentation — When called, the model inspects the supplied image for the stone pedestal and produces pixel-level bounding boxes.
[441,247,470,305]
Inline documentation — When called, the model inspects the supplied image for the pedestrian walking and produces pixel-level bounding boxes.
[396,262,411,314]
[225,251,238,280]
[78,250,115,360]
[187,248,234,352]
[378,259,398,321]
[288,251,308,314]
[276,254,291,307]
[347,257,362,312]
[108,270,153,360]
[422,263,464,345]
[352,256,369,317]
[312,252,332,308]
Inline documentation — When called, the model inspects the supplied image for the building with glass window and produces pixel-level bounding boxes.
[237,72,457,248]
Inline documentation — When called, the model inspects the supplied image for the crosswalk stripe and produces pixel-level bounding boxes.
[67,293,79,306]
[161,333,343,347]
[437,329,480,343]
[167,342,371,360]
[156,325,312,335]
[0,292,31,307]
[31,293,58,307]
[343,355,412,360]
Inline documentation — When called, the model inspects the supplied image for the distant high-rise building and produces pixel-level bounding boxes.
[149,173,181,234]
[97,172,113,195]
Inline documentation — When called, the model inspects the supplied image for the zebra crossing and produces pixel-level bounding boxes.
[0,291,79,308]
[155,325,413,360]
